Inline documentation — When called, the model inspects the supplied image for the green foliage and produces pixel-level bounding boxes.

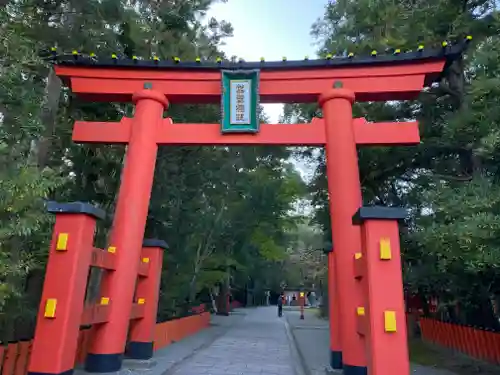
[0,0,308,339]
[294,0,500,326]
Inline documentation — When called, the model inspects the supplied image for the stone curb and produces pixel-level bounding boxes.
[284,313,313,375]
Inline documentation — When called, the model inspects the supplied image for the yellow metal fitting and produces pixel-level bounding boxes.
[44,298,57,318]
[56,233,69,251]
[384,311,397,332]
[142,257,150,264]
[357,307,365,316]
[138,298,146,305]
[379,238,392,260]
[354,252,362,260]
[100,297,110,305]
[107,246,116,253]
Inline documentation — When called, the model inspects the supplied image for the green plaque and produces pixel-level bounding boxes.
[221,69,260,133]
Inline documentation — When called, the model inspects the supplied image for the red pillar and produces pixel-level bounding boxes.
[299,291,305,320]
[319,83,367,374]
[28,202,104,375]
[353,207,410,375]
[85,87,168,372]
[326,246,343,369]
[126,239,167,360]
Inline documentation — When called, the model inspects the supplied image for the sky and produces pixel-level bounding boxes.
[206,0,329,122]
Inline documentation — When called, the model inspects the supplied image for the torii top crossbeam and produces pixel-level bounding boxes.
[53,42,467,104]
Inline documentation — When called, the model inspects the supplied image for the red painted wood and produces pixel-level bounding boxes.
[327,252,342,363]
[320,88,367,368]
[55,60,444,103]
[81,305,111,326]
[90,248,116,270]
[28,213,97,374]
[72,118,420,146]
[86,90,167,363]
[361,220,410,375]
[128,246,164,345]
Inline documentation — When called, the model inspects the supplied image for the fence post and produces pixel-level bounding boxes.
[27,202,104,375]
[126,239,167,360]
[352,206,410,375]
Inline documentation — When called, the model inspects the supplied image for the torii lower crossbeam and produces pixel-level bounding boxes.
[72,117,420,146]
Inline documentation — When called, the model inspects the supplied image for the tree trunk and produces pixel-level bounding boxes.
[22,67,63,337]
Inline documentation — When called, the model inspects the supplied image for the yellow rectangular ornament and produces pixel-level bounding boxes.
[384,310,397,332]
[44,298,57,318]
[379,238,392,260]
[56,233,69,251]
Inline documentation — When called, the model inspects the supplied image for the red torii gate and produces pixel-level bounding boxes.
[27,41,466,375]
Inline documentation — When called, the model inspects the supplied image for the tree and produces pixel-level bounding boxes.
[0,0,309,340]
[293,0,500,325]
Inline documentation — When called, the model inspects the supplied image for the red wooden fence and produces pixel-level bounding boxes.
[420,317,500,365]
[230,300,242,310]
[0,308,211,375]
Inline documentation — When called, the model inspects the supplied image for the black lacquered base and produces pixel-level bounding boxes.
[28,370,73,375]
[85,353,123,373]
[126,341,154,360]
[343,363,368,375]
[330,350,343,369]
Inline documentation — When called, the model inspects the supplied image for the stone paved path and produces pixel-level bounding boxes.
[168,306,298,375]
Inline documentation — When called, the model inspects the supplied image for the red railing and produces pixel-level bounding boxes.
[420,317,500,365]
[0,311,212,375]
[154,312,211,350]
[230,300,242,310]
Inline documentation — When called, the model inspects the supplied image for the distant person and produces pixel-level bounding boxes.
[277,292,284,317]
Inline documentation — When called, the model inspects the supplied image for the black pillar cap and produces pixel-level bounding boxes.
[142,238,169,250]
[352,206,407,225]
[47,201,106,220]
